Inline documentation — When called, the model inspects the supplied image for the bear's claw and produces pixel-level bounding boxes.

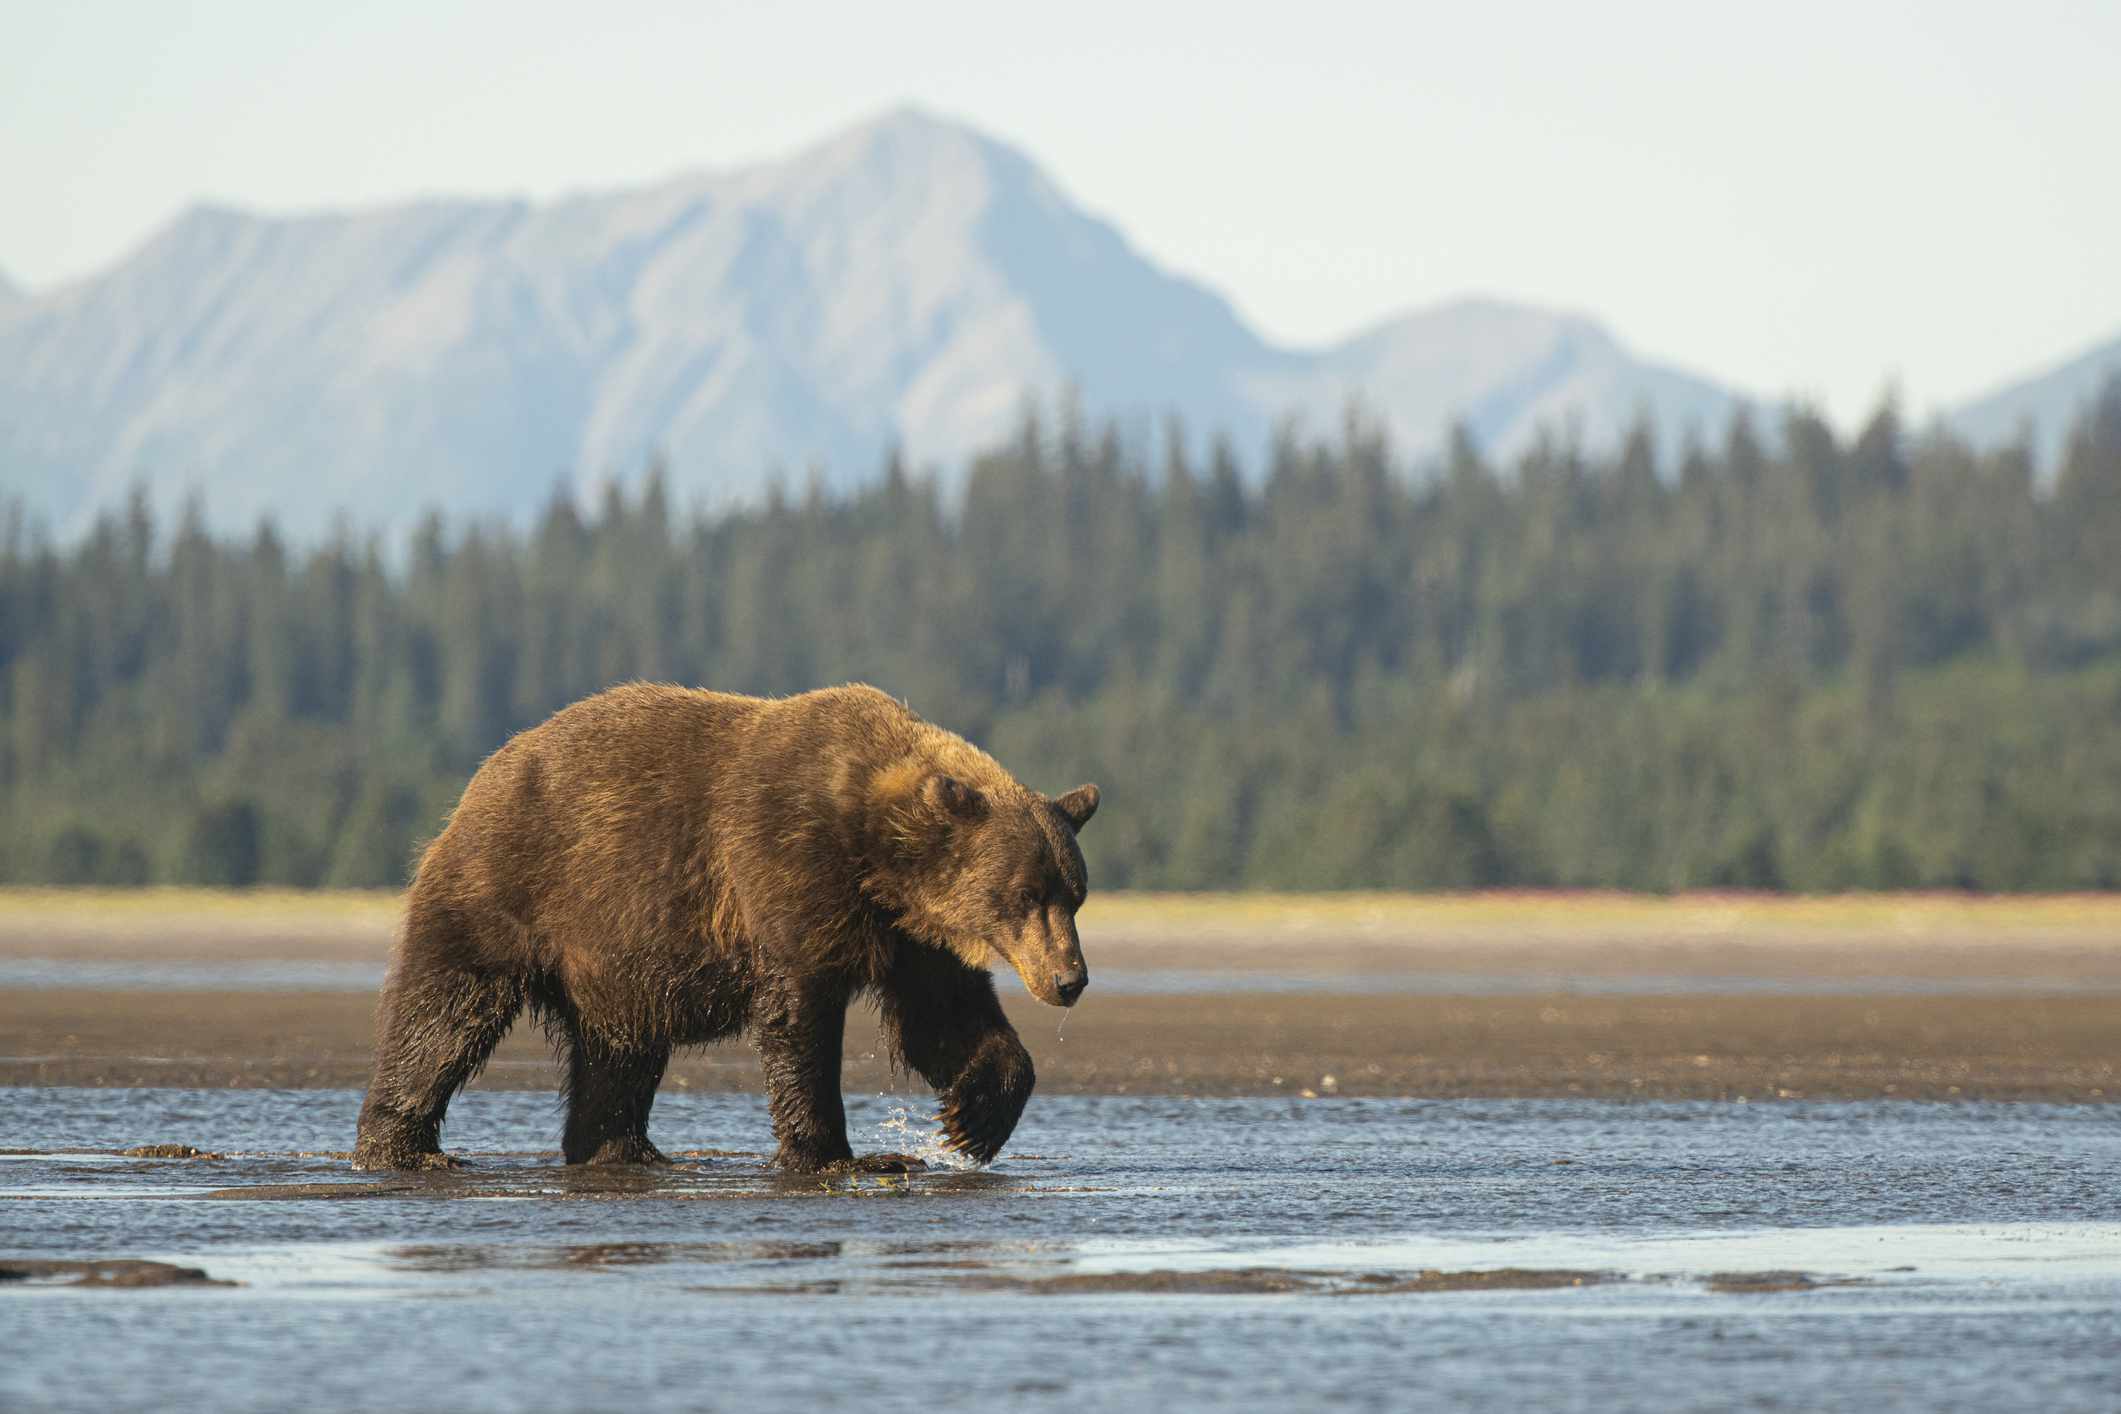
[938,1100,1009,1166]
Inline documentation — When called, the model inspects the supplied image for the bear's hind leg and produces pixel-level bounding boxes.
[561,1034,673,1165]
[354,922,525,1170]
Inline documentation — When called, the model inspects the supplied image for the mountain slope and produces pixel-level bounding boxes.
[1,108,1738,539]
[1947,330,2121,474]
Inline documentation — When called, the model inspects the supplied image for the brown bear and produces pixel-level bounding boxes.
[352,683,1097,1173]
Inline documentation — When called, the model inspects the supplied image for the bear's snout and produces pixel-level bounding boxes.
[994,903,1089,1008]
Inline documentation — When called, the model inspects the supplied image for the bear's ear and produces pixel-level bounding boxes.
[1053,783,1100,832]
[922,773,987,822]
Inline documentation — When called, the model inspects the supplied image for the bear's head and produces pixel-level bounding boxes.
[867,767,1100,1007]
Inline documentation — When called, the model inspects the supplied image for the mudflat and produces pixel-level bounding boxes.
[2,985,2114,1101]
[2,889,2116,1102]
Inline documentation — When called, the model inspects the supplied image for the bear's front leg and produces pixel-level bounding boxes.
[880,940,1036,1166]
[751,975,857,1173]
[936,1028,1035,1165]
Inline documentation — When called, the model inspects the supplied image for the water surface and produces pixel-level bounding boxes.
[4,1088,2117,1412]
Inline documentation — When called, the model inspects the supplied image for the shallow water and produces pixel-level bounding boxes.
[7,955,2115,995]
[3,1088,2118,1412]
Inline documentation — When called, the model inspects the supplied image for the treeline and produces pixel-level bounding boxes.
[4,382,2120,891]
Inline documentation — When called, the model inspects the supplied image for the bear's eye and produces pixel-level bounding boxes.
[1017,886,1043,914]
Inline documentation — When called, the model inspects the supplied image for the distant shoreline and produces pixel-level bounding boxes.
[4,885,2119,976]
[5,885,2121,931]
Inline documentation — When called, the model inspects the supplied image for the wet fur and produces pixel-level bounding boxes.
[352,683,1095,1172]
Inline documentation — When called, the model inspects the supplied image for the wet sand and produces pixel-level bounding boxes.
[0,1258,235,1288]
[3,985,2115,1102]
[2,890,2117,1102]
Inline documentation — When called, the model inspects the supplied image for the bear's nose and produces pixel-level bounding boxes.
[1054,968,1087,1006]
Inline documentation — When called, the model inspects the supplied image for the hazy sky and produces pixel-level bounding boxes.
[5,0,2117,426]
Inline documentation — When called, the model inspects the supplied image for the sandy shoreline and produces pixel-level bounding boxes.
[7,888,2121,980]
[3,890,2117,1105]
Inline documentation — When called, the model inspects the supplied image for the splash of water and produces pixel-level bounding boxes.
[871,1104,978,1171]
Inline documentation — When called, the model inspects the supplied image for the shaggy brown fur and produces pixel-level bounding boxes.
[352,683,1098,1173]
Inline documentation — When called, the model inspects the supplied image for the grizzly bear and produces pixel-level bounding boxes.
[352,683,1097,1173]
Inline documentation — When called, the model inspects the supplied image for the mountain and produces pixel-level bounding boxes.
[1946,330,2121,475]
[1247,298,1737,469]
[0,107,1740,540]
[0,268,21,315]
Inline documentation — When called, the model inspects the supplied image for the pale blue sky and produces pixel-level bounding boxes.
[5,0,2116,425]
